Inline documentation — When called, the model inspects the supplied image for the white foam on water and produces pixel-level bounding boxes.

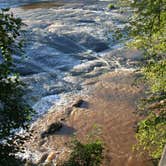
[32,94,60,116]
[1,1,139,164]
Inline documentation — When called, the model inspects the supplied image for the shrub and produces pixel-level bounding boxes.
[117,0,166,161]
[135,111,166,159]
[108,4,115,10]
[62,140,104,166]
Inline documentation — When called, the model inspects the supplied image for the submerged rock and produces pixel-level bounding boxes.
[41,122,63,138]
[72,99,89,109]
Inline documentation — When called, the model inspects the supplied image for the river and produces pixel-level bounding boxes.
[0,1,146,164]
[1,0,137,117]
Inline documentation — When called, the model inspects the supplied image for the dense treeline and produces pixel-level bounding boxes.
[119,0,166,162]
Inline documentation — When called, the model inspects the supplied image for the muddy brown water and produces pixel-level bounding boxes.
[1,1,154,165]
[26,71,153,166]
[19,0,83,10]
[20,1,65,10]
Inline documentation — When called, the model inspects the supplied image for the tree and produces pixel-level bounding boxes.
[119,0,166,161]
[0,9,34,165]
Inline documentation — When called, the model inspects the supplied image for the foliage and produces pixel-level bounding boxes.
[119,0,166,160]
[62,140,104,166]
[125,0,166,93]
[0,7,34,139]
[0,136,25,166]
[142,60,166,93]
[0,8,23,79]
[135,111,166,159]
[108,4,115,10]
[0,8,34,165]
[0,80,34,139]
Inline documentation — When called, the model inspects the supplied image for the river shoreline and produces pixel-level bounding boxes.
[0,1,153,165]
[19,70,153,166]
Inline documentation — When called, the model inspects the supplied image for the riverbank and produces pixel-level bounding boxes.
[20,70,153,166]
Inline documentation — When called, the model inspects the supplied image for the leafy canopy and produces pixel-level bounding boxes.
[0,8,33,139]
[120,0,166,160]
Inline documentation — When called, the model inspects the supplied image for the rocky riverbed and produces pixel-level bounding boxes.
[0,0,151,165]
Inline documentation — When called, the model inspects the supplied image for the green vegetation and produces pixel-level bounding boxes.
[136,111,166,159]
[62,139,104,166]
[108,3,115,10]
[0,9,34,165]
[119,0,166,161]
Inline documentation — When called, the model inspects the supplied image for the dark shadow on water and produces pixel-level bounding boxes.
[41,122,76,138]
[56,124,76,135]
[73,99,89,109]
[64,32,109,52]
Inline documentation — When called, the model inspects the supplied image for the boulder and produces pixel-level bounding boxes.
[46,151,56,163]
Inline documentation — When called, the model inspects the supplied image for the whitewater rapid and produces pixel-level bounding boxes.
[0,0,139,117]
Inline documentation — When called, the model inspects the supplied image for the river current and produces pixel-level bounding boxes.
[0,0,137,117]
